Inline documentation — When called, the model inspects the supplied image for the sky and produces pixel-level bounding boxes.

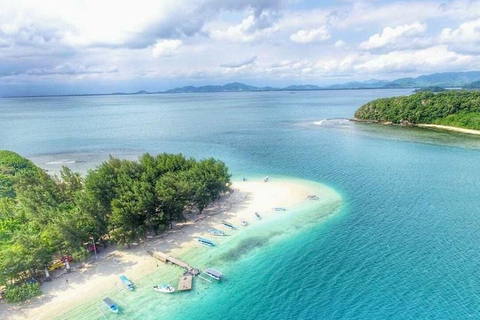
[1,0,480,96]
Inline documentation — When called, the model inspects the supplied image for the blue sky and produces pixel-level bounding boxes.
[1,0,480,96]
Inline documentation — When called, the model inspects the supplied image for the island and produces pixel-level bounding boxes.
[354,90,480,134]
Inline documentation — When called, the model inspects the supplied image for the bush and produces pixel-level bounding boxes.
[5,283,42,303]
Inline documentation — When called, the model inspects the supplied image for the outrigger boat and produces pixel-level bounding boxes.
[240,219,248,226]
[103,298,119,313]
[198,237,216,247]
[274,207,286,211]
[307,195,319,200]
[255,212,261,219]
[208,229,226,236]
[203,267,224,281]
[153,283,175,293]
[119,275,134,291]
[221,220,236,230]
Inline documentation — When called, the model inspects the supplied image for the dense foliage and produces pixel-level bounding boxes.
[0,151,231,300]
[354,90,480,130]
[4,283,42,303]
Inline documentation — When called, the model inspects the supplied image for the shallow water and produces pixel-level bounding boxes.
[3,89,480,319]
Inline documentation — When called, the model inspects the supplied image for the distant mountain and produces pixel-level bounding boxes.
[326,79,390,89]
[392,71,480,88]
[463,81,480,89]
[9,71,480,98]
[164,82,260,93]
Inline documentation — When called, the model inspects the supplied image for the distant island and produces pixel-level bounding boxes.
[354,90,480,133]
[6,71,480,98]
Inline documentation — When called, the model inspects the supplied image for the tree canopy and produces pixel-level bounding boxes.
[0,151,231,299]
[354,90,480,130]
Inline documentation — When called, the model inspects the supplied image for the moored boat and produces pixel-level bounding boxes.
[103,298,119,313]
[208,229,226,236]
[255,212,261,219]
[221,220,236,230]
[153,283,175,293]
[119,275,134,291]
[198,237,216,247]
[274,207,286,211]
[240,219,248,226]
[307,195,319,200]
[203,267,224,281]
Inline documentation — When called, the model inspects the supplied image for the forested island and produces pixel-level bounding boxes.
[354,90,480,130]
[0,151,230,302]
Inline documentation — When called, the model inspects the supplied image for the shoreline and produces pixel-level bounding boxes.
[1,177,338,320]
[415,123,480,136]
[351,118,480,136]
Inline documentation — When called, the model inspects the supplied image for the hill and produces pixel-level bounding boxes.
[354,90,480,130]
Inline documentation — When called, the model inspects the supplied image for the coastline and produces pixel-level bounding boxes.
[352,118,480,136]
[415,124,480,136]
[1,177,341,320]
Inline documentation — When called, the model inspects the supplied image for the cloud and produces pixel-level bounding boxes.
[152,39,183,57]
[221,56,257,68]
[440,18,480,44]
[359,22,427,50]
[354,45,473,73]
[207,10,280,42]
[290,27,330,43]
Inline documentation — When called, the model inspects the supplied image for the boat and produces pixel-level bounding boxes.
[240,219,248,226]
[307,195,319,200]
[264,176,269,182]
[153,283,175,293]
[208,229,226,236]
[203,268,224,281]
[221,220,236,230]
[119,275,134,291]
[198,237,216,247]
[274,207,286,211]
[103,298,119,313]
[255,212,261,219]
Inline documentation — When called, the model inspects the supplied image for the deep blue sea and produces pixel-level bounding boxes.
[3,90,480,319]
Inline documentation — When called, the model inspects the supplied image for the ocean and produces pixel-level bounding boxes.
[3,89,480,319]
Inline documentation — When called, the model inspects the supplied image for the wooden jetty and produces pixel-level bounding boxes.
[178,275,193,291]
[147,250,199,276]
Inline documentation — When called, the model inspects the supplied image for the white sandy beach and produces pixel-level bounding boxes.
[0,178,313,320]
[416,124,480,136]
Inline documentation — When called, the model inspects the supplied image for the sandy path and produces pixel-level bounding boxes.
[0,178,312,320]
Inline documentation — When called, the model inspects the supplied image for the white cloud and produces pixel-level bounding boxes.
[207,11,280,42]
[334,40,346,48]
[152,39,182,57]
[360,22,427,50]
[440,18,480,44]
[290,27,330,43]
[355,45,473,73]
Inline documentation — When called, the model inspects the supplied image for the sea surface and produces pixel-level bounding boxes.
[3,90,480,319]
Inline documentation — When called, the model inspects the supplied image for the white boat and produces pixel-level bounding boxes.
[274,207,286,211]
[307,195,319,200]
[153,283,175,293]
[203,268,224,281]
[119,275,134,291]
[103,298,119,313]
[240,219,248,226]
[264,176,269,182]
[208,229,226,236]
[255,212,261,219]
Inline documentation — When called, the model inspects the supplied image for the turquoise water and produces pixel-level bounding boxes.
[3,90,480,319]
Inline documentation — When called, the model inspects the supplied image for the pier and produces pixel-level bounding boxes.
[147,250,200,276]
[178,275,193,291]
